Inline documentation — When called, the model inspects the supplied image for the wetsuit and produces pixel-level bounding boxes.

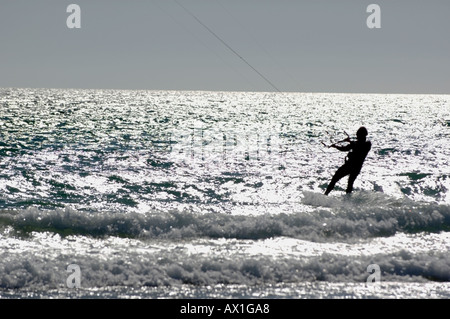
[324,139,371,195]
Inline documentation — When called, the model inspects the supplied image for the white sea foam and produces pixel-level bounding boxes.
[1,229,449,292]
[1,193,449,242]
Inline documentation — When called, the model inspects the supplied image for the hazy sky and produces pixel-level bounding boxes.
[0,0,449,93]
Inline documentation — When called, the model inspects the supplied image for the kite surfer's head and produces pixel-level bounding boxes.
[356,126,368,141]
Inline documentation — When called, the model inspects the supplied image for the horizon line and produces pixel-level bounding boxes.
[1,86,449,96]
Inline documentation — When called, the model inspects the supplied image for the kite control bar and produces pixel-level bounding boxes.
[320,131,351,148]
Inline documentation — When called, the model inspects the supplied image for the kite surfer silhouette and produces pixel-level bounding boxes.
[324,127,371,195]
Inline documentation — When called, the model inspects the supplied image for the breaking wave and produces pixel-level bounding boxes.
[1,236,449,290]
[1,192,449,242]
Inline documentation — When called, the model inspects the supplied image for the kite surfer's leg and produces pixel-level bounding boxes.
[325,165,350,195]
[346,171,359,194]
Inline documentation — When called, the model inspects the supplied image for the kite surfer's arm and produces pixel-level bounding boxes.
[332,143,352,151]
[330,137,352,151]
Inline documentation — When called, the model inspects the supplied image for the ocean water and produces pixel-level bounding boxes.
[0,88,449,299]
